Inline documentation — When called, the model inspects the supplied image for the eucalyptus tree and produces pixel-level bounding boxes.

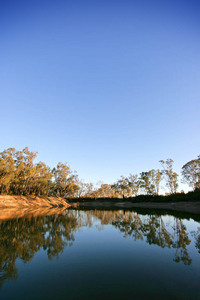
[0,147,80,197]
[64,174,80,198]
[139,171,154,195]
[31,162,52,195]
[0,147,38,195]
[13,147,38,195]
[84,183,94,197]
[160,159,178,194]
[139,169,161,195]
[0,148,16,194]
[112,176,129,198]
[76,181,88,198]
[128,174,139,196]
[182,156,200,191]
[52,162,78,197]
[112,174,139,198]
[92,184,115,198]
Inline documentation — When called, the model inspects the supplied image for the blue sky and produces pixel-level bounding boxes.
[1,0,200,190]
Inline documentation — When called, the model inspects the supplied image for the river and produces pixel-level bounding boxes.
[0,208,199,299]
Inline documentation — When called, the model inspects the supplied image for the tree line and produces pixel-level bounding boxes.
[0,147,199,198]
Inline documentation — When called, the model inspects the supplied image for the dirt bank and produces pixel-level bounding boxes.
[70,200,200,215]
[0,195,70,209]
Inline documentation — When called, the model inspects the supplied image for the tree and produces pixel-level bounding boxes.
[112,176,129,198]
[64,174,80,198]
[160,159,178,194]
[92,184,115,198]
[128,174,139,196]
[0,147,80,197]
[0,148,16,194]
[76,181,87,198]
[112,174,139,198]
[0,147,38,195]
[139,171,155,195]
[13,147,38,195]
[84,183,94,197]
[31,162,52,195]
[52,162,75,197]
[145,169,162,195]
[139,169,162,195]
[182,156,200,191]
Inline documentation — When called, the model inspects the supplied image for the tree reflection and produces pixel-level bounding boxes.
[172,219,192,265]
[0,211,79,288]
[112,212,192,265]
[191,227,200,254]
[195,233,200,253]
[89,210,194,266]
[0,209,198,289]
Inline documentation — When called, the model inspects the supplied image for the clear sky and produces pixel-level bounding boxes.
[1,0,200,190]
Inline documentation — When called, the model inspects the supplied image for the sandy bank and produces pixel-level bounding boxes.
[0,195,70,209]
[70,200,200,215]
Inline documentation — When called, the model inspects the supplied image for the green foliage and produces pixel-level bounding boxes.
[139,169,162,195]
[0,148,79,197]
[160,159,179,194]
[92,184,115,198]
[182,156,200,191]
[112,174,139,198]
[0,147,199,198]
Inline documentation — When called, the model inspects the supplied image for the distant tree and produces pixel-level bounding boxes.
[76,181,87,198]
[139,171,156,195]
[182,156,200,191]
[2,146,199,200]
[112,174,139,198]
[160,159,178,194]
[65,174,80,198]
[84,183,94,197]
[92,184,115,198]
[139,169,162,195]
[128,174,139,196]
[112,176,129,198]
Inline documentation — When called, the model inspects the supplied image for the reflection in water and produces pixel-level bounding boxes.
[0,211,78,288]
[196,233,200,253]
[192,226,200,254]
[0,206,68,221]
[84,210,199,266]
[111,212,192,265]
[0,209,199,289]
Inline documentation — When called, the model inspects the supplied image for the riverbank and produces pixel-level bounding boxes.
[1,195,200,217]
[0,195,70,209]
[70,200,200,215]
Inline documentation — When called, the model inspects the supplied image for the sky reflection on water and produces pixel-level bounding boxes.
[0,209,199,300]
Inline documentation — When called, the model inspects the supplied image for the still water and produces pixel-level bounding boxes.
[0,209,199,300]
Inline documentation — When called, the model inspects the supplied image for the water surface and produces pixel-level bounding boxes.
[0,209,199,299]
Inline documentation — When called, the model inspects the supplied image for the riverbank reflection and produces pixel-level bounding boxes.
[0,209,199,290]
